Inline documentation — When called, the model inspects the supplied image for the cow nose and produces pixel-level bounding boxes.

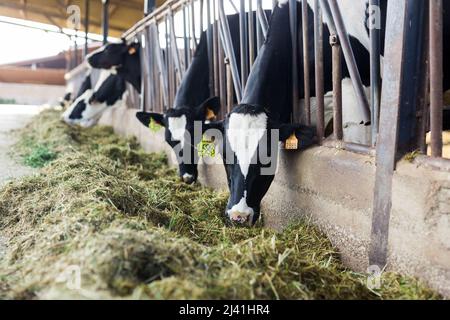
[182,173,195,184]
[227,198,254,225]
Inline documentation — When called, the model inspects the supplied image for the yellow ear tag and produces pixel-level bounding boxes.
[205,107,216,121]
[128,47,137,55]
[197,136,216,158]
[149,118,162,133]
[285,133,299,150]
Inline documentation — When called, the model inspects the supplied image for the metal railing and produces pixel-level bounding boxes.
[121,0,448,164]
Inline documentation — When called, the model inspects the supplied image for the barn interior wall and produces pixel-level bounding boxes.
[99,104,450,298]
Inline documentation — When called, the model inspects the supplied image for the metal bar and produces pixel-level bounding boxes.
[213,0,220,97]
[145,0,156,15]
[369,0,408,268]
[183,5,189,69]
[206,0,215,95]
[84,0,89,58]
[240,0,249,88]
[328,0,371,125]
[102,0,110,44]
[289,0,300,122]
[430,0,443,157]
[219,0,242,102]
[257,0,268,38]
[331,36,343,140]
[370,0,381,146]
[227,0,239,14]
[302,0,311,125]
[200,0,204,33]
[248,0,255,69]
[168,11,184,83]
[227,64,234,113]
[140,32,150,111]
[314,0,325,143]
[219,28,227,119]
[191,0,197,50]
[151,23,169,108]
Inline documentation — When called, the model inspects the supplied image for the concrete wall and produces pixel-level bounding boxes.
[0,82,65,106]
[100,105,450,298]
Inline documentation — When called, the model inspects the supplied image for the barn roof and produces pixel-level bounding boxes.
[0,0,167,38]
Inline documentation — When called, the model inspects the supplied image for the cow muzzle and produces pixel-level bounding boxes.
[227,199,255,226]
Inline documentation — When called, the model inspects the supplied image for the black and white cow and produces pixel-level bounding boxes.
[62,69,126,127]
[88,41,141,93]
[60,71,92,109]
[62,42,140,127]
[204,0,391,225]
[135,14,244,184]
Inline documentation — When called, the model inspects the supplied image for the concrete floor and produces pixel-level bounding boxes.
[0,104,43,259]
[0,104,43,186]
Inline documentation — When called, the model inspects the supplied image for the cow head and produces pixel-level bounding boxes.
[136,97,221,184]
[206,104,315,225]
[87,41,141,92]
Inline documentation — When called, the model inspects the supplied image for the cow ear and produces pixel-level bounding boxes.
[278,123,316,149]
[128,43,139,56]
[203,120,224,133]
[196,96,221,121]
[136,112,165,127]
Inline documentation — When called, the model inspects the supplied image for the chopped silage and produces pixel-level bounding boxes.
[0,109,439,300]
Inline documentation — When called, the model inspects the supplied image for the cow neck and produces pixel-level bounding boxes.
[241,4,292,124]
[173,31,210,111]
[117,51,141,93]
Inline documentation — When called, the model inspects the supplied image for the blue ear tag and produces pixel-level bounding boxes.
[197,136,216,158]
[149,118,162,133]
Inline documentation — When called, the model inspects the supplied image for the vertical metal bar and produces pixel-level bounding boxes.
[200,0,204,34]
[151,23,169,108]
[183,5,189,70]
[227,64,234,112]
[145,0,156,16]
[213,0,220,97]
[314,0,325,143]
[168,10,184,82]
[191,0,197,50]
[430,0,443,157]
[248,0,255,69]
[328,0,371,124]
[219,33,226,118]
[206,0,215,95]
[84,0,89,58]
[331,36,343,140]
[302,0,311,125]
[370,0,408,268]
[370,0,381,146]
[240,0,249,87]
[219,0,242,102]
[74,35,78,66]
[289,0,299,123]
[102,0,109,45]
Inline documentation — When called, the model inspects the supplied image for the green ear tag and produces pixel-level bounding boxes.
[197,136,216,158]
[149,118,162,133]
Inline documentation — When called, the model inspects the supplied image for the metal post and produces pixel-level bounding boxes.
[206,0,215,95]
[151,23,169,108]
[331,35,343,140]
[102,0,109,45]
[370,0,381,146]
[302,0,311,125]
[314,0,325,143]
[84,0,89,57]
[248,0,255,68]
[430,0,443,157]
[191,0,197,50]
[328,0,371,125]
[219,0,242,102]
[289,0,299,122]
[370,0,409,268]
[240,0,249,88]
[168,10,184,82]
[145,0,156,16]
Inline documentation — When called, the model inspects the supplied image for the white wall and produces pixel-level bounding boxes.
[0,82,65,106]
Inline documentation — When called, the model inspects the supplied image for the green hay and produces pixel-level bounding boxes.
[0,109,440,300]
